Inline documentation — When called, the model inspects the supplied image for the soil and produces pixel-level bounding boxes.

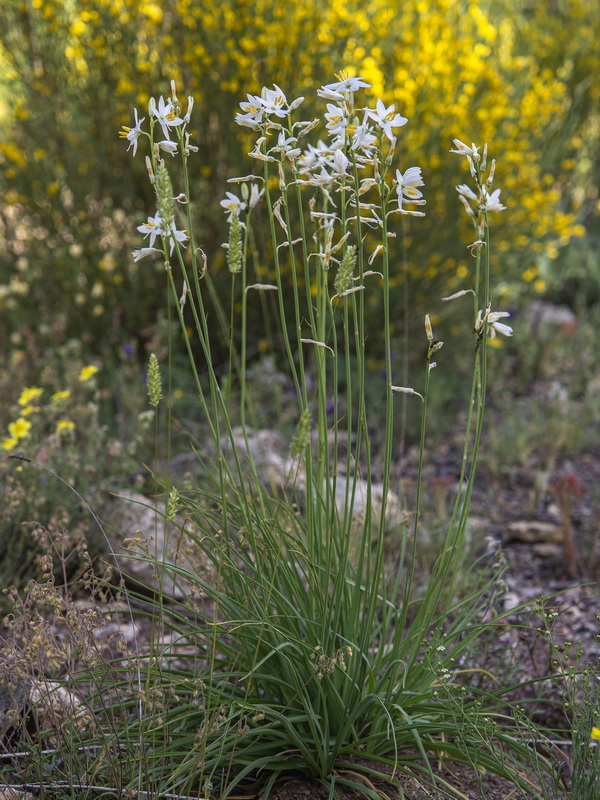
[266,761,533,800]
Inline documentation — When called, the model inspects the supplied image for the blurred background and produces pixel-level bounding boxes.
[1,0,598,356]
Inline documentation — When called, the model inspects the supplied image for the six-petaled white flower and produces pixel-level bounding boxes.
[235,92,266,129]
[220,191,246,221]
[476,309,513,339]
[150,95,184,139]
[137,214,164,248]
[261,84,289,118]
[396,167,425,207]
[351,123,377,154]
[366,98,408,141]
[484,188,506,212]
[325,103,347,136]
[318,76,371,101]
[119,108,145,156]
[137,214,188,254]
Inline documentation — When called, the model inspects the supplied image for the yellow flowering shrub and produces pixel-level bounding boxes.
[0,0,597,348]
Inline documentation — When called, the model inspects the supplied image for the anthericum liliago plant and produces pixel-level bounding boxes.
[9,77,556,799]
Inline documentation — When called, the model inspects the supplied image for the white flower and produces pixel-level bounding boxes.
[261,84,289,118]
[456,183,478,202]
[235,111,264,129]
[132,247,159,261]
[166,223,188,254]
[119,108,145,156]
[325,103,347,137]
[150,95,184,139]
[137,214,187,254]
[248,184,265,209]
[158,139,178,156]
[330,148,349,175]
[450,138,480,160]
[351,124,378,154]
[298,140,331,174]
[220,191,246,221]
[236,93,265,129]
[137,214,164,248]
[298,166,335,187]
[273,131,301,160]
[366,98,408,141]
[488,311,513,337]
[396,167,425,206]
[318,76,371,101]
[476,309,513,339]
[484,188,506,212]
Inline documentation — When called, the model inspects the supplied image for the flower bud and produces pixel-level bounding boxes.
[425,314,433,343]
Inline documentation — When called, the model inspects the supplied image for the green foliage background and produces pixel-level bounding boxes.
[0,0,598,358]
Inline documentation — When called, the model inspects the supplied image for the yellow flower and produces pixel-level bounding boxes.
[20,405,40,417]
[8,418,32,441]
[56,419,76,434]
[79,365,99,382]
[51,390,71,403]
[1,436,18,451]
[591,727,600,741]
[18,386,44,406]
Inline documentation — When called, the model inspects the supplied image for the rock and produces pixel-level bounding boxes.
[503,520,563,544]
[103,490,202,599]
[0,675,28,740]
[226,426,401,527]
[532,543,563,558]
[502,592,522,612]
[28,680,88,742]
[528,301,577,336]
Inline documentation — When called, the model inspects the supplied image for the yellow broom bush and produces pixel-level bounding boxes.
[0,0,596,348]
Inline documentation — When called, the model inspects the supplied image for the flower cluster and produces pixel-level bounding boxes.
[448,139,513,344]
[452,139,506,234]
[224,74,425,233]
[1,372,99,452]
[120,82,195,262]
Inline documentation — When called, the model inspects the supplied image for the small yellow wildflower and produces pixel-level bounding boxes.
[1,436,17,451]
[8,418,32,441]
[51,390,71,403]
[20,405,40,417]
[56,419,76,434]
[18,386,44,406]
[79,365,99,382]
[591,727,600,741]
